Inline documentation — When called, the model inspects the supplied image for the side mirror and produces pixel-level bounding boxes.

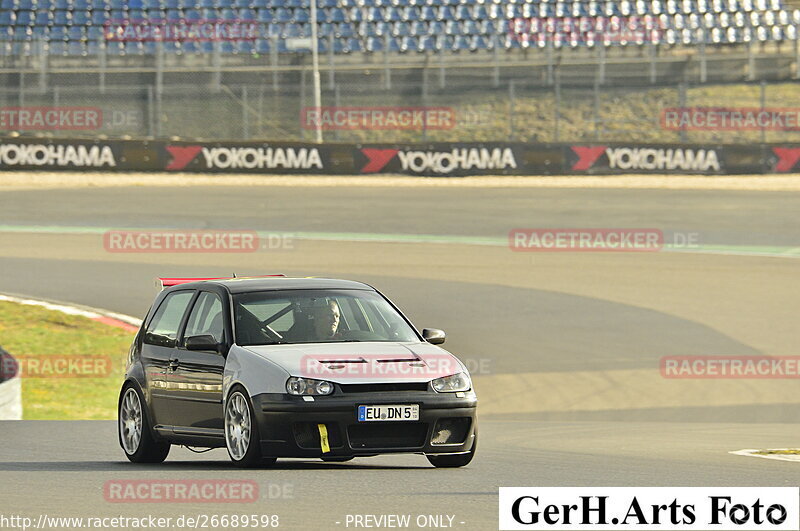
[185,334,220,352]
[422,328,446,345]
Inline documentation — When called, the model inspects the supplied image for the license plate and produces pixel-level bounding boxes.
[358,404,419,422]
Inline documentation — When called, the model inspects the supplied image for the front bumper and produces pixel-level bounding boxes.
[252,389,477,458]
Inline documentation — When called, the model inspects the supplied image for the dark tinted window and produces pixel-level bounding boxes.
[144,291,194,348]
[184,292,225,343]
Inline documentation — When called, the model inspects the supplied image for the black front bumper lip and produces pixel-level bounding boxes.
[252,391,477,458]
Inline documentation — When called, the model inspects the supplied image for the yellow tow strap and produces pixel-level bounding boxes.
[317,423,330,454]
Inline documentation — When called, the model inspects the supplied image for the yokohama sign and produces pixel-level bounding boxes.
[164,143,326,172]
[570,145,724,174]
[0,142,116,168]
[358,145,519,175]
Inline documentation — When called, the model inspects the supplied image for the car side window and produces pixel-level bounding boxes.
[144,291,195,348]
[184,292,225,343]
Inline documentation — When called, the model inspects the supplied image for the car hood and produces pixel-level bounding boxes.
[241,341,464,384]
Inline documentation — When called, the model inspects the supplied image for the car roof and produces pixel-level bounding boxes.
[169,277,374,294]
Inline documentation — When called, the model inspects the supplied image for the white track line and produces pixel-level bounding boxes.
[0,293,141,332]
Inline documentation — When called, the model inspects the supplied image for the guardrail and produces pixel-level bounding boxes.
[0,137,797,175]
[0,346,22,420]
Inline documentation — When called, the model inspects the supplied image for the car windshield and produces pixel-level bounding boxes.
[233,289,420,346]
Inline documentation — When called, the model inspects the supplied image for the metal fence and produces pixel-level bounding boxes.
[1,43,800,143]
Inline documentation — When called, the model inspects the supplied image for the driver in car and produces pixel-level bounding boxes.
[285,298,342,342]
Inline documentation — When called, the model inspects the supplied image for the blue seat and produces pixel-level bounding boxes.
[237,40,254,53]
[165,0,179,8]
[366,35,382,49]
[393,20,410,34]
[14,11,32,25]
[239,8,256,19]
[328,7,345,21]
[401,6,419,20]
[318,22,334,35]
[255,38,270,52]
[201,8,216,19]
[408,20,425,34]
[470,34,487,49]
[437,5,454,19]
[258,8,274,21]
[17,0,32,8]
[200,40,214,51]
[345,36,360,50]
[375,20,391,34]
[185,9,201,20]
[337,21,355,35]
[51,10,70,25]
[163,40,181,53]
[420,5,436,19]
[418,34,435,49]
[332,36,345,51]
[165,9,182,21]
[48,40,69,55]
[143,0,160,8]
[277,38,288,51]
[451,33,469,48]
[455,4,471,18]
[283,22,301,36]
[67,25,84,39]
[72,10,90,24]
[385,6,401,20]
[428,19,444,32]
[445,19,461,33]
[219,8,236,20]
[274,7,292,21]
[349,6,363,20]
[92,10,108,24]
[398,34,416,50]
[462,19,478,33]
[294,8,310,22]
[385,35,400,50]
[198,0,214,7]
[34,11,53,25]
[368,6,383,19]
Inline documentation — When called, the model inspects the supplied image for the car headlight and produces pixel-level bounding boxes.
[431,372,471,393]
[286,377,334,396]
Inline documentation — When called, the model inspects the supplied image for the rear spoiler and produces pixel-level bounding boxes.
[157,275,286,289]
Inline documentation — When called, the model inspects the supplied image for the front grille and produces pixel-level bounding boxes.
[339,382,430,393]
[348,423,428,449]
[292,422,343,450]
[431,417,471,445]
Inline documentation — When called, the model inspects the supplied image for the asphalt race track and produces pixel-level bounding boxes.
[1,181,800,529]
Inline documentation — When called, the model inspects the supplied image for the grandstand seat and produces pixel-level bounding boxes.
[366,35,382,50]
[345,36,360,50]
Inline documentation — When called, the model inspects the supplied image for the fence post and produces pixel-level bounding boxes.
[699,31,707,83]
[795,24,799,80]
[509,79,515,141]
[678,82,687,143]
[492,34,500,88]
[242,86,249,140]
[554,69,560,142]
[147,85,155,138]
[760,80,766,143]
[649,41,657,84]
[271,35,279,91]
[747,40,755,81]
[438,45,445,89]
[99,40,106,94]
[38,39,47,93]
[546,39,553,86]
[328,34,335,90]
[383,33,391,90]
[593,77,600,140]
[334,83,341,142]
[597,44,606,86]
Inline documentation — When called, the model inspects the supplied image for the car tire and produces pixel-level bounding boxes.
[118,384,171,464]
[426,431,477,468]
[225,386,276,468]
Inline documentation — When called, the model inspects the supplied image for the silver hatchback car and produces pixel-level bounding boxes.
[118,276,478,468]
